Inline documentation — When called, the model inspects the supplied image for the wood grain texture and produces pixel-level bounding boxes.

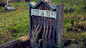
[57,4,64,46]
[30,1,63,48]
[30,2,57,47]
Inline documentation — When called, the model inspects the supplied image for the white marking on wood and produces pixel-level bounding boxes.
[31,9,56,19]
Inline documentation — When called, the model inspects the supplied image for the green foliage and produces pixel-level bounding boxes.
[64,5,75,13]
[81,5,86,12]
[30,0,40,3]
[71,19,74,24]
[0,0,6,4]
[0,2,30,45]
[12,2,29,9]
[0,0,2,3]
[15,0,21,2]
[0,7,5,12]
[81,32,86,40]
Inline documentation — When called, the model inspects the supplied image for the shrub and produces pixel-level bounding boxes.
[82,5,86,12]
[64,6,75,13]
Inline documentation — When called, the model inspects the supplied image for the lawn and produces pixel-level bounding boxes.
[0,0,86,47]
[0,2,30,45]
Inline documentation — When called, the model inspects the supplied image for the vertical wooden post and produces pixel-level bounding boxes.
[29,3,32,40]
[56,4,64,47]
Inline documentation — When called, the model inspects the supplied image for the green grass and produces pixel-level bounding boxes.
[0,2,29,45]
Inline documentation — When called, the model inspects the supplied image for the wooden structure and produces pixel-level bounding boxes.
[29,0,64,47]
[0,35,31,48]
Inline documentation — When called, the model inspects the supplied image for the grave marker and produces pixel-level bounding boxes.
[5,0,15,10]
[7,0,9,6]
[29,0,64,47]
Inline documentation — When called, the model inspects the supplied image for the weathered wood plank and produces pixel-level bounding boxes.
[0,35,31,48]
